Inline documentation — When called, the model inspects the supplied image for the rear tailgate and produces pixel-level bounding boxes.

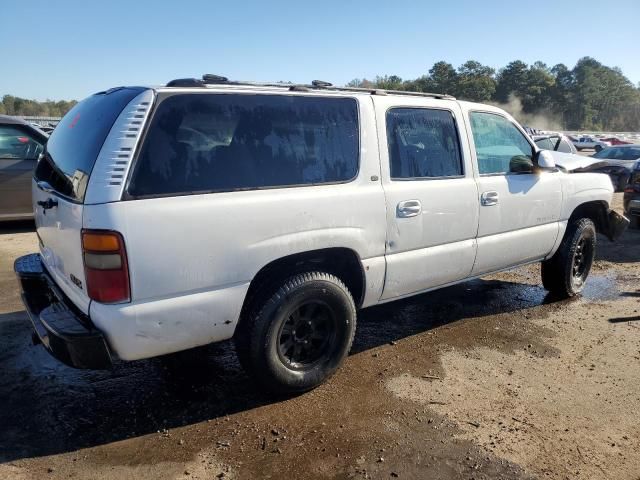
[33,87,147,313]
[34,182,90,311]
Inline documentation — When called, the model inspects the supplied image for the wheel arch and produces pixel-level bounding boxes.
[239,247,366,321]
[568,200,609,234]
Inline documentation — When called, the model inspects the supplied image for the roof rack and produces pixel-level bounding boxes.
[164,75,455,100]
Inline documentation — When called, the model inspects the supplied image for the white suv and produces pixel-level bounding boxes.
[15,76,628,393]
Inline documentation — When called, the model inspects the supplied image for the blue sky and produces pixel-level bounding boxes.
[4,0,639,101]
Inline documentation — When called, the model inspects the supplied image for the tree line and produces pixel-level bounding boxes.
[2,57,639,131]
[0,95,77,118]
[348,57,640,132]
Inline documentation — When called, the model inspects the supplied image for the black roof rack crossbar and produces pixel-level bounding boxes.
[164,75,455,100]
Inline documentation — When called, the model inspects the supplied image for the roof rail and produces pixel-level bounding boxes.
[164,75,455,100]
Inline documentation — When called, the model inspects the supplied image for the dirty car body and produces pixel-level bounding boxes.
[14,77,629,393]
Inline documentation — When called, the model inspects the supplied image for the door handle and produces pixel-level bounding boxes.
[481,191,499,206]
[397,199,422,218]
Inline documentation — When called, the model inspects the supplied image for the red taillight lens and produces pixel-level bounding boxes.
[82,230,130,303]
[625,187,634,193]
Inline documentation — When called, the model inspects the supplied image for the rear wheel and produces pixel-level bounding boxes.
[630,216,640,229]
[235,271,356,394]
[541,218,596,298]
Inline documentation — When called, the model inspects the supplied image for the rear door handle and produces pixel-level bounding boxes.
[397,199,422,218]
[481,191,499,206]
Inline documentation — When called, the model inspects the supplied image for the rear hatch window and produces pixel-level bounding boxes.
[35,87,145,202]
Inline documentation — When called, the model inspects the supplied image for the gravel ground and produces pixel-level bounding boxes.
[0,194,638,480]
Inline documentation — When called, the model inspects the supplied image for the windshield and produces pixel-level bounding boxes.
[593,146,640,160]
[34,87,145,202]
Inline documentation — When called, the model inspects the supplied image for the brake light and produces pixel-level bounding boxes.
[82,230,130,303]
[625,187,634,193]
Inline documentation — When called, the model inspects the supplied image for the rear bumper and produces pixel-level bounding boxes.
[14,253,112,369]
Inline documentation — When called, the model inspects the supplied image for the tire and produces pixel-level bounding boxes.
[630,216,640,229]
[595,145,603,153]
[235,271,356,394]
[541,218,596,298]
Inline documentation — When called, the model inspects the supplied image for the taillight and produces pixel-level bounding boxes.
[82,230,130,303]
[625,187,634,193]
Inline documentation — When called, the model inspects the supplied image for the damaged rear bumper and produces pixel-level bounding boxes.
[14,253,112,369]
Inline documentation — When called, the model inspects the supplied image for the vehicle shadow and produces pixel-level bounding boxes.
[596,229,640,264]
[0,219,35,235]
[0,275,562,463]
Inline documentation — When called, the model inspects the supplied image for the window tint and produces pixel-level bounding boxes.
[35,87,144,201]
[0,125,44,160]
[386,108,462,179]
[129,94,359,196]
[470,112,534,174]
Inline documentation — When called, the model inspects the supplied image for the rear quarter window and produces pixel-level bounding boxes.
[128,93,359,197]
[35,87,145,201]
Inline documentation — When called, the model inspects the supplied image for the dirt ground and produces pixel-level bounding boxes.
[0,194,638,480]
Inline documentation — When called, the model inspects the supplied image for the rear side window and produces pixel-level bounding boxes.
[35,87,144,201]
[386,108,462,179]
[128,94,359,197]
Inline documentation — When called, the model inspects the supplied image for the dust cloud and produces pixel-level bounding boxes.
[489,94,562,131]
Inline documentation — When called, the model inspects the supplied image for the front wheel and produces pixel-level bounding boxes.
[235,271,357,394]
[541,218,596,298]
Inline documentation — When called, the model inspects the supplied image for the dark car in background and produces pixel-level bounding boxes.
[591,144,640,192]
[0,115,48,221]
[624,161,640,228]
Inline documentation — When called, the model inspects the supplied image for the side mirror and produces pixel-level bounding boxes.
[535,150,556,170]
[509,155,535,173]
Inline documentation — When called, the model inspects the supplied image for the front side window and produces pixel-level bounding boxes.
[386,108,463,179]
[128,94,359,196]
[557,138,574,153]
[0,126,43,160]
[534,137,555,151]
[469,112,534,174]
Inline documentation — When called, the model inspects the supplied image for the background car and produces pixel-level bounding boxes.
[590,144,640,192]
[0,115,48,221]
[623,160,640,228]
[532,134,578,154]
[600,136,633,146]
[572,135,611,152]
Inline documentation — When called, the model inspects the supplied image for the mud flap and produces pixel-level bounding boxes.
[604,210,629,241]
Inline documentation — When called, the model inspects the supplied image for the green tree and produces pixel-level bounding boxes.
[427,61,458,95]
[456,60,496,102]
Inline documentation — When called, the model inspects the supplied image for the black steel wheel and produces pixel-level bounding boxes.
[277,301,337,370]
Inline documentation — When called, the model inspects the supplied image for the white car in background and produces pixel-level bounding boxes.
[572,136,611,152]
